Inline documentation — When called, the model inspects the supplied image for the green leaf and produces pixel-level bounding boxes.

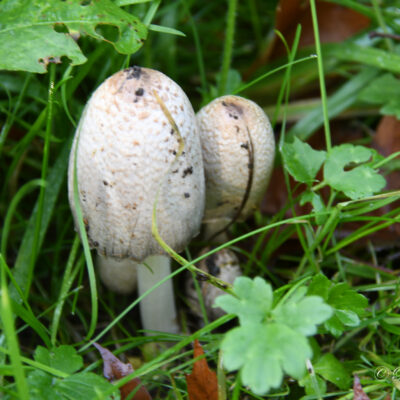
[334,309,360,327]
[328,283,368,316]
[314,353,351,390]
[307,274,331,300]
[56,372,117,400]
[308,275,368,336]
[215,276,273,325]
[324,144,386,199]
[300,191,327,225]
[281,137,326,183]
[220,322,312,395]
[34,346,83,374]
[217,277,333,395]
[358,74,400,119]
[0,0,147,73]
[28,371,58,400]
[327,43,400,74]
[273,293,333,336]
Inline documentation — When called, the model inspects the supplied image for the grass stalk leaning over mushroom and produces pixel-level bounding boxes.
[68,66,205,334]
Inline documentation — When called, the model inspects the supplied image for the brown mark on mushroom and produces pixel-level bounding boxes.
[182,166,193,178]
[126,65,142,80]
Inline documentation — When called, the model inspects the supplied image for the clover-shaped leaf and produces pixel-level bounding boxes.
[215,276,273,324]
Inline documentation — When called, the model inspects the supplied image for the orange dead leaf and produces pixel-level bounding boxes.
[353,375,371,400]
[186,339,218,400]
[94,343,152,400]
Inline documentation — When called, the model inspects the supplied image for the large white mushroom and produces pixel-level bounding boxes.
[196,95,275,239]
[68,66,205,334]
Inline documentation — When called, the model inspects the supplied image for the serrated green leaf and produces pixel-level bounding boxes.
[315,353,351,390]
[324,144,386,199]
[308,275,368,336]
[327,283,368,315]
[0,0,147,73]
[307,274,331,300]
[215,276,273,324]
[34,345,83,374]
[274,294,333,336]
[221,322,312,395]
[282,137,326,183]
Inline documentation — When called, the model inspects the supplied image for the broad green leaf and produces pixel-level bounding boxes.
[324,144,386,199]
[34,346,83,374]
[0,0,147,73]
[299,373,327,396]
[328,282,368,315]
[315,353,351,390]
[56,372,117,399]
[358,74,400,119]
[335,309,360,327]
[327,43,400,74]
[281,137,326,183]
[215,276,273,324]
[273,294,333,336]
[28,371,57,400]
[221,322,312,395]
[308,275,368,336]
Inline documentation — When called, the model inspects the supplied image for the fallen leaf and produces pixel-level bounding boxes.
[94,343,152,400]
[186,339,218,400]
[353,375,371,400]
[245,1,370,78]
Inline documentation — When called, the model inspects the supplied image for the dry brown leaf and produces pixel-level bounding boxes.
[94,343,152,400]
[246,0,370,78]
[186,339,218,400]
[353,375,371,400]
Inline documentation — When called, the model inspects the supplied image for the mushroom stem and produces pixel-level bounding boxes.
[137,254,179,335]
[97,255,137,294]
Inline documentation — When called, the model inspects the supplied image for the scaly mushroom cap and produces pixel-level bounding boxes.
[196,95,275,227]
[68,66,205,261]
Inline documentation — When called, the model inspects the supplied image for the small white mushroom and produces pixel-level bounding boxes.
[68,66,205,334]
[196,95,275,239]
[186,248,242,321]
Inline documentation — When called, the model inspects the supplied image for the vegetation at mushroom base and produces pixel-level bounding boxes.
[1,0,400,399]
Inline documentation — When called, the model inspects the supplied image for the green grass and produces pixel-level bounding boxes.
[1,0,400,399]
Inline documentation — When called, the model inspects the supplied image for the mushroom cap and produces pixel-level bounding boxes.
[68,66,205,262]
[196,95,275,227]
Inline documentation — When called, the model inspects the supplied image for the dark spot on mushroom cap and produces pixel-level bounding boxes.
[222,100,243,116]
[170,129,175,135]
[182,166,193,178]
[126,66,142,80]
[241,142,249,149]
[172,169,179,173]
[103,180,108,186]
[135,88,144,96]
[184,192,190,198]
[205,254,221,276]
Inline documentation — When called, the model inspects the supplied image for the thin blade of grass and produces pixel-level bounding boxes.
[0,255,29,399]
